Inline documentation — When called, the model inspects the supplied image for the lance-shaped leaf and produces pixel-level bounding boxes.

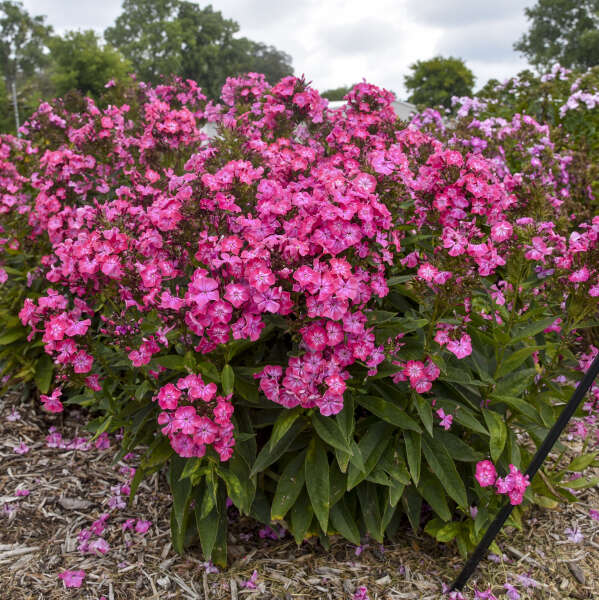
[305,438,330,534]
[271,451,306,520]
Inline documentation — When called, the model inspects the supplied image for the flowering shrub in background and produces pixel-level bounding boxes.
[1,70,599,564]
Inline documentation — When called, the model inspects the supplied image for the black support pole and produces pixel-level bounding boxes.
[451,351,599,592]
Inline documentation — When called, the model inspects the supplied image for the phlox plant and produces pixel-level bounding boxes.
[1,71,599,564]
[448,64,599,218]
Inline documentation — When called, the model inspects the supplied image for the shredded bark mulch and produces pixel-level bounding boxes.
[1,390,598,599]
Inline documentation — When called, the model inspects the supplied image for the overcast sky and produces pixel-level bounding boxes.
[22,0,533,98]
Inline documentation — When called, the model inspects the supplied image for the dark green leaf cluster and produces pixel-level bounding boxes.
[404,55,474,110]
[515,0,599,69]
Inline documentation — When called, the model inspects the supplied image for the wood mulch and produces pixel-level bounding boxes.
[1,389,598,599]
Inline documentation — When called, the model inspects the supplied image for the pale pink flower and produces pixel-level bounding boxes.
[58,570,85,588]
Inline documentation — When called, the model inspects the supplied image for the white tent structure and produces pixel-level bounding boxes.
[328,99,417,121]
[201,99,417,138]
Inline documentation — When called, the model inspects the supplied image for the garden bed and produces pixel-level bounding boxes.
[1,391,598,600]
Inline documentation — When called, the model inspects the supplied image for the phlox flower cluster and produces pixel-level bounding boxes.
[155,375,234,461]
[475,460,530,506]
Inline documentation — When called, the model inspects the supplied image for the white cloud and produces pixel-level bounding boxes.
[21,0,534,97]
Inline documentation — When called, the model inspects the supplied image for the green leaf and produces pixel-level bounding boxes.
[330,497,360,545]
[269,406,303,451]
[141,436,174,469]
[169,457,192,529]
[495,347,541,379]
[227,452,255,513]
[357,482,383,542]
[34,354,54,394]
[179,457,202,481]
[154,354,187,371]
[380,445,411,485]
[0,326,26,345]
[559,476,599,490]
[511,317,557,343]
[483,409,507,462]
[221,364,235,395]
[305,438,330,533]
[413,395,433,437]
[404,431,421,485]
[251,418,305,476]
[490,394,541,423]
[401,485,422,532]
[271,451,306,520]
[336,395,355,440]
[290,489,313,545]
[565,452,597,472]
[170,504,188,554]
[347,422,392,489]
[421,437,468,508]
[195,357,220,382]
[135,379,152,401]
[195,489,227,564]
[216,467,245,511]
[435,397,488,436]
[348,440,365,473]
[389,481,405,507]
[312,412,352,453]
[494,368,536,396]
[358,396,422,432]
[367,310,400,325]
[418,472,451,521]
[435,430,484,462]
[434,521,461,543]
[329,466,347,507]
[199,477,217,520]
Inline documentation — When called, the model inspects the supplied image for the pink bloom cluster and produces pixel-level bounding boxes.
[155,375,234,461]
[475,460,530,505]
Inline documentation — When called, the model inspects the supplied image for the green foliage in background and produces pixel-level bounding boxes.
[404,55,474,110]
[515,0,599,70]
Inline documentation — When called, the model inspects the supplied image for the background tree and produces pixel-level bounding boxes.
[48,30,131,99]
[105,0,293,98]
[0,0,53,132]
[321,85,353,101]
[237,41,293,85]
[404,55,474,110]
[514,0,599,70]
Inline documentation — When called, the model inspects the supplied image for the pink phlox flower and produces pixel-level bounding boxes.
[95,433,110,450]
[242,570,259,589]
[436,408,453,430]
[135,519,152,534]
[58,570,85,588]
[90,513,109,536]
[569,266,590,282]
[565,526,584,543]
[475,460,497,487]
[13,441,30,454]
[516,574,540,589]
[474,588,497,599]
[6,409,20,421]
[447,334,472,359]
[40,388,63,413]
[88,537,110,555]
[122,518,135,531]
[353,586,370,600]
[503,583,520,599]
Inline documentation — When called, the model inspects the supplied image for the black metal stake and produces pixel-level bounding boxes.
[451,351,599,592]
